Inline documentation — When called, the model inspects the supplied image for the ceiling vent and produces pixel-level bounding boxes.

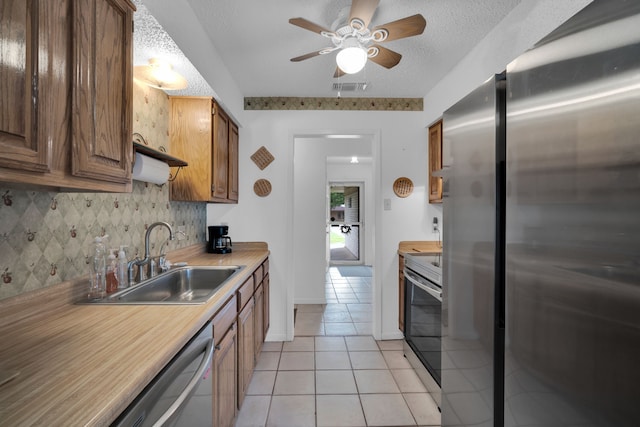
[332,82,369,92]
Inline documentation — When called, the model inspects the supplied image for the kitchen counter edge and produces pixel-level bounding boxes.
[397,240,442,255]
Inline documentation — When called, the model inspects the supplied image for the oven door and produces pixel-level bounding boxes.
[404,267,442,387]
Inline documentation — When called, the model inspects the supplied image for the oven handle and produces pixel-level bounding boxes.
[153,337,215,427]
[405,269,442,302]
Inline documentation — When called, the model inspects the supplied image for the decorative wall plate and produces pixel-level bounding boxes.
[251,146,275,170]
[254,179,272,197]
[393,177,414,198]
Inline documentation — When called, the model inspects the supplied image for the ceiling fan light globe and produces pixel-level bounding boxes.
[336,46,367,74]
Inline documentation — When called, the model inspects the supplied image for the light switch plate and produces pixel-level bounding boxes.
[384,198,391,210]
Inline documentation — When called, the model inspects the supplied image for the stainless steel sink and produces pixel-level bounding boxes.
[82,265,244,305]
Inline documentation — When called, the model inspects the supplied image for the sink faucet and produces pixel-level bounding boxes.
[128,222,175,284]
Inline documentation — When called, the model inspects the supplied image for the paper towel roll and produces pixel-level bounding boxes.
[132,152,170,185]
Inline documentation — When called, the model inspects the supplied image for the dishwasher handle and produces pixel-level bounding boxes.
[152,337,214,427]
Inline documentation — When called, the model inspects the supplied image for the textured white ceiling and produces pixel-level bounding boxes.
[134,0,524,99]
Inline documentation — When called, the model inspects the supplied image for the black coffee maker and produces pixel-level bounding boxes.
[207,225,232,254]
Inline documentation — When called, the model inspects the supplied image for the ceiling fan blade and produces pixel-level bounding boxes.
[368,45,402,69]
[291,50,325,62]
[289,17,333,36]
[349,0,380,29]
[372,14,426,42]
[334,67,347,78]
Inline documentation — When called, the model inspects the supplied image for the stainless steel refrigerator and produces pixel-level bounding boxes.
[441,0,640,426]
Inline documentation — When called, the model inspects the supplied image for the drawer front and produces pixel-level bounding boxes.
[237,275,255,311]
[213,294,237,343]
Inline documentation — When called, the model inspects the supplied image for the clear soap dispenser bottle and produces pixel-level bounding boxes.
[88,236,107,300]
[117,246,129,289]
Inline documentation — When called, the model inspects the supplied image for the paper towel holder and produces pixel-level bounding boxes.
[132,134,188,183]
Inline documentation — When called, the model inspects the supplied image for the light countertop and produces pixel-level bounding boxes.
[0,243,269,426]
[398,240,442,255]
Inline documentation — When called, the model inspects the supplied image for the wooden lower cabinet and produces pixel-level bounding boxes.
[399,254,405,332]
[213,322,237,427]
[212,294,238,427]
[209,257,270,421]
[237,296,255,408]
[263,273,270,337]
[254,283,264,358]
[262,259,270,337]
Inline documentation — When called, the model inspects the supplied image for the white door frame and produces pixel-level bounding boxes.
[289,130,382,340]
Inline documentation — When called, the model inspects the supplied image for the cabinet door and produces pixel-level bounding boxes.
[399,255,405,332]
[254,283,264,358]
[428,120,443,203]
[263,273,270,336]
[213,323,237,427]
[212,102,229,200]
[71,0,133,184]
[169,97,213,202]
[0,0,53,173]
[237,297,255,408]
[228,121,239,201]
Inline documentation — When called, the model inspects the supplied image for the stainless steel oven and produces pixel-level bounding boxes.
[403,252,442,407]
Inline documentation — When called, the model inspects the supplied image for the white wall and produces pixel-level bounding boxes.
[208,110,439,340]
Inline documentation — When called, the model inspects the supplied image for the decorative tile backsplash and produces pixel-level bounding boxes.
[0,182,206,300]
[132,79,170,151]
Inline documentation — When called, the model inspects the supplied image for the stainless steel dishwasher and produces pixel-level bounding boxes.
[112,322,214,427]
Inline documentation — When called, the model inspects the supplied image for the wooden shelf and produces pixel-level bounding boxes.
[133,142,188,167]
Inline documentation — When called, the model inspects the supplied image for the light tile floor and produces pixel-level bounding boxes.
[235,266,441,427]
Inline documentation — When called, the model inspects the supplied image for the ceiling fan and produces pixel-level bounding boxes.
[289,0,426,77]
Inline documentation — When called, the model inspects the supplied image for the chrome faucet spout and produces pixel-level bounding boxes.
[128,222,175,284]
[144,221,175,261]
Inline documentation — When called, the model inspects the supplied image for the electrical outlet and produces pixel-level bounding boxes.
[432,217,439,232]
[384,199,391,210]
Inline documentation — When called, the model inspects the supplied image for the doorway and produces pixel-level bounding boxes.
[328,183,364,265]
[291,132,381,341]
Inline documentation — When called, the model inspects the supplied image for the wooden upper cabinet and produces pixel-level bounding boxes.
[0,0,134,192]
[212,103,230,200]
[169,97,213,201]
[0,0,50,173]
[428,120,443,203]
[169,96,239,203]
[228,122,239,201]
[71,0,133,184]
